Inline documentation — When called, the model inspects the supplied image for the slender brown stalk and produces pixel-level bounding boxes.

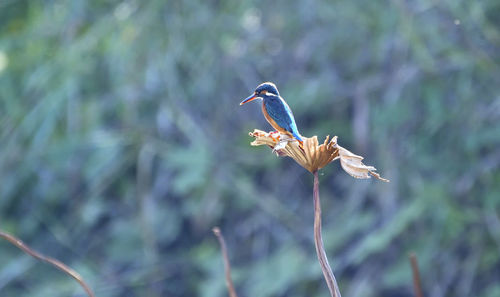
[313,170,341,297]
[212,227,238,297]
[0,230,95,297]
[409,253,424,297]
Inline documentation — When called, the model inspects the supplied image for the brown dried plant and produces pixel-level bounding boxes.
[213,227,239,297]
[0,230,95,297]
[410,253,424,297]
[248,129,388,297]
[249,129,388,181]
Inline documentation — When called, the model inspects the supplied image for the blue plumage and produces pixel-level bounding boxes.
[264,95,303,142]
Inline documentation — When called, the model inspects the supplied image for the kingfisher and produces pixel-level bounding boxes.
[240,82,303,144]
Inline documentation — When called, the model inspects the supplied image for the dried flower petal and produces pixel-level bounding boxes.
[302,135,339,172]
[249,129,389,182]
[337,146,389,182]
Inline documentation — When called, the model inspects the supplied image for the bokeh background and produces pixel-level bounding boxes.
[1,1,500,296]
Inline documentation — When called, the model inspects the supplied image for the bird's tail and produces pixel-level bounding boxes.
[293,132,304,147]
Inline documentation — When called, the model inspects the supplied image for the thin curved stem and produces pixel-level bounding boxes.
[313,170,341,297]
[0,230,95,297]
[212,227,238,297]
[409,253,424,297]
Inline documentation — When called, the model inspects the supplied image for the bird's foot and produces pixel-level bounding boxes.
[270,131,285,155]
[269,131,281,142]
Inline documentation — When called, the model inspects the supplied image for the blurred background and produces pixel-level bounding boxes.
[1,1,499,296]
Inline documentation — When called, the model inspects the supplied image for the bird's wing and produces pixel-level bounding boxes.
[265,96,300,136]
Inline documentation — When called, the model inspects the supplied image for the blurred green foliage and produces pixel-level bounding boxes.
[1,0,500,296]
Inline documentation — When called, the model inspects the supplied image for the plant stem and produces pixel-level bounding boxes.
[409,253,424,297]
[0,230,95,297]
[313,170,341,297]
[212,227,238,297]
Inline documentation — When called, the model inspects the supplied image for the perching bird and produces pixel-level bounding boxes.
[240,82,303,144]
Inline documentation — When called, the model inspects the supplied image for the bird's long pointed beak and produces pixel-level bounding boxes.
[240,94,258,105]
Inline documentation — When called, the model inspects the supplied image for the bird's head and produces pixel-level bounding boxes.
[240,82,280,105]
